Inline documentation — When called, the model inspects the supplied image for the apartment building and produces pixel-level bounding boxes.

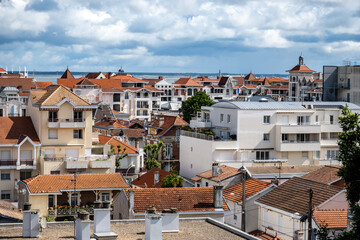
[27,85,98,174]
[180,101,360,179]
[323,65,360,105]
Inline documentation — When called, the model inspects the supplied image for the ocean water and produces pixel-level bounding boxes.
[28,71,288,84]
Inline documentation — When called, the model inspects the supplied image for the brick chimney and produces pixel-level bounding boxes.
[212,162,219,177]
[213,185,223,210]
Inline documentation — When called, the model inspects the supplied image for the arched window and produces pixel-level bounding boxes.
[188,89,193,96]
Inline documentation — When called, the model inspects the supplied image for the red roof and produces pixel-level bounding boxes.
[0,117,40,144]
[156,116,188,136]
[224,178,271,202]
[131,168,174,188]
[244,72,257,81]
[0,68,7,73]
[60,68,75,79]
[287,65,314,72]
[195,165,241,182]
[22,173,129,194]
[98,135,138,154]
[174,78,201,86]
[0,78,35,90]
[313,209,347,229]
[36,81,53,89]
[125,186,229,213]
[95,118,127,129]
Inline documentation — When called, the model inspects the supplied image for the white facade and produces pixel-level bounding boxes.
[0,87,28,117]
[180,101,360,179]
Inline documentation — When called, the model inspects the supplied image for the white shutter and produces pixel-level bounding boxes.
[48,129,58,139]
[20,150,32,160]
[66,149,79,160]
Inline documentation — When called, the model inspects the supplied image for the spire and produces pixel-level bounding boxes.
[60,67,75,79]
[299,55,304,65]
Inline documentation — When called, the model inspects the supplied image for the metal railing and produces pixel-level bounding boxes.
[281,140,319,144]
[20,159,33,166]
[181,130,214,141]
[44,154,110,162]
[48,118,84,123]
[0,160,17,166]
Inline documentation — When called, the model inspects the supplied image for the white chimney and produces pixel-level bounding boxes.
[75,211,91,240]
[128,190,135,219]
[212,162,219,177]
[213,185,224,210]
[93,201,118,239]
[162,208,179,233]
[154,171,160,185]
[22,203,39,238]
[145,207,162,240]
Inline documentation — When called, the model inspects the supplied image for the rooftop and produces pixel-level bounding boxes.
[0,117,40,145]
[301,165,341,185]
[313,209,347,229]
[194,165,242,182]
[124,186,229,213]
[0,219,247,239]
[21,173,129,194]
[98,135,138,154]
[0,200,22,222]
[131,168,174,188]
[256,177,343,215]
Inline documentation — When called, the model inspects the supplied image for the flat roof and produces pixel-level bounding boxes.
[0,219,248,240]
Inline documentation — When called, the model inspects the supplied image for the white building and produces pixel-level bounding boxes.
[180,101,360,179]
[0,87,28,117]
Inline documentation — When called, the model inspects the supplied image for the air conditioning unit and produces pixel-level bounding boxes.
[294,230,304,240]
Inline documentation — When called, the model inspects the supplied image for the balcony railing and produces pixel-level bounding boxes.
[253,159,288,163]
[0,160,17,166]
[48,206,95,216]
[48,118,84,122]
[20,159,34,166]
[282,140,319,144]
[44,154,66,161]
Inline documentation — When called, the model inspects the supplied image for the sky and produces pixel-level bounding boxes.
[0,0,359,74]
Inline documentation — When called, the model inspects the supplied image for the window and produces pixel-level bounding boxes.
[50,171,60,175]
[0,109,3,116]
[1,190,10,200]
[234,214,237,221]
[101,192,110,202]
[20,171,31,181]
[220,114,224,122]
[263,133,270,141]
[71,193,79,206]
[125,93,129,99]
[327,150,339,159]
[302,151,308,158]
[227,114,231,123]
[282,134,288,142]
[197,183,200,187]
[297,134,310,142]
[113,104,120,112]
[48,111,58,122]
[48,129,58,139]
[256,151,269,160]
[205,182,209,187]
[263,116,270,124]
[315,151,320,159]
[48,195,54,208]
[315,115,319,123]
[297,116,310,125]
[330,115,334,124]
[74,111,83,121]
[330,132,338,139]
[1,172,10,180]
[113,93,120,102]
[73,130,83,139]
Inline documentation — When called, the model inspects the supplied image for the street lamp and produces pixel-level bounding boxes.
[125,162,135,179]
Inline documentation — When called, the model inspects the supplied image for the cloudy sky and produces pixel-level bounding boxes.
[0,0,359,73]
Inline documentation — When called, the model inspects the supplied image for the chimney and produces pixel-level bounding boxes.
[145,207,163,240]
[154,171,160,185]
[213,185,223,210]
[128,190,135,218]
[76,210,91,240]
[22,203,40,238]
[212,162,219,177]
[158,76,163,80]
[94,200,118,238]
[161,208,179,233]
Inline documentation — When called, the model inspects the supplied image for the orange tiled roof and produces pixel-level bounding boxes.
[60,68,75,79]
[313,209,347,229]
[131,168,174,188]
[174,78,201,86]
[156,116,188,136]
[36,81,53,89]
[98,135,138,154]
[23,173,129,194]
[18,92,30,96]
[224,178,271,202]
[287,64,314,72]
[0,200,22,221]
[266,77,289,83]
[0,68,6,73]
[125,186,229,213]
[95,118,127,129]
[0,78,35,90]
[301,165,341,185]
[244,84,258,89]
[113,128,144,138]
[0,117,40,144]
[196,165,241,182]
[244,72,257,81]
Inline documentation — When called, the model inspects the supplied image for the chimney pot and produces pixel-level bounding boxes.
[213,185,223,210]
[212,162,219,177]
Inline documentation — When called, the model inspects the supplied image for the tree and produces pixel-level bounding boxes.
[144,141,165,170]
[161,174,184,188]
[336,106,360,239]
[110,143,128,168]
[182,91,214,123]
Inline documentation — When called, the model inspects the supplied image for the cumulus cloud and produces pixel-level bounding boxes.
[0,0,359,72]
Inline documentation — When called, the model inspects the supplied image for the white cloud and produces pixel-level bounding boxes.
[323,41,360,53]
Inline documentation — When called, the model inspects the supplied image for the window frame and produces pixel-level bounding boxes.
[263,116,270,124]
[48,129,58,139]
[263,133,270,141]
[1,172,10,181]
[73,129,83,139]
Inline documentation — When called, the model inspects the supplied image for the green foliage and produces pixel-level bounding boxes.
[161,174,184,188]
[314,224,329,240]
[170,170,179,175]
[335,106,360,239]
[45,216,55,222]
[110,143,128,168]
[144,141,165,170]
[182,91,214,123]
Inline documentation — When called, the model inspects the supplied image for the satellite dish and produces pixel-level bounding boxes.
[217,168,222,174]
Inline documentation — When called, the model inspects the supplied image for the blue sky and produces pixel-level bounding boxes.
[0,0,359,73]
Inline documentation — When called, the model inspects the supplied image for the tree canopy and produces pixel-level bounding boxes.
[161,174,184,188]
[182,91,214,123]
[110,143,128,168]
[144,141,165,170]
[336,106,360,239]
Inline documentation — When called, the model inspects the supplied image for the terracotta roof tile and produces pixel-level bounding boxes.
[98,135,138,154]
[112,128,144,138]
[156,116,188,136]
[257,177,343,214]
[23,173,129,194]
[0,200,22,221]
[0,68,6,73]
[76,78,97,86]
[246,165,323,175]
[0,117,40,144]
[196,165,242,182]
[35,81,53,89]
[95,118,127,129]
[60,68,75,79]
[313,209,347,229]
[224,178,271,202]
[18,92,29,96]
[287,65,314,72]
[244,72,257,81]
[174,78,201,86]
[131,168,174,188]
[0,78,35,90]
[31,85,90,106]
[244,84,258,89]
[301,165,341,185]
[125,186,229,213]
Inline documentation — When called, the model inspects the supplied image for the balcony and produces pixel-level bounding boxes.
[66,160,88,169]
[90,159,113,169]
[190,119,212,128]
[0,159,17,167]
[278,140,320,152]
[279,124,321,134]
[20,159,34,166]
[44,154,65,161]
[48,118,86,128]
